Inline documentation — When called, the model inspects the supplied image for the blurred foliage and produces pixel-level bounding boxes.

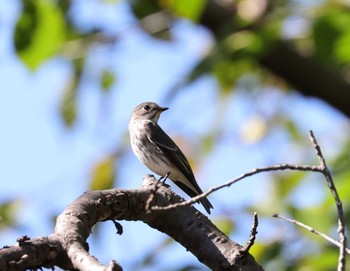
[100,70,116,92]
[15,0,65,70]
[9,0,350,270]
[213,217,235,236]
[161,0,206,22]
[89,155,116,191]
[313,5,350,66]
[59,58,84,127]
[0,200,19,231]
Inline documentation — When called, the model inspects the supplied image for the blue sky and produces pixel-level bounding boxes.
[0,0,349,270]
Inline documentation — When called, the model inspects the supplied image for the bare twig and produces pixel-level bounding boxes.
[308,131,347,271]
[151,163,322,212]
[272,213,350,255]
[244,212,259,252]
[151,131,347,270]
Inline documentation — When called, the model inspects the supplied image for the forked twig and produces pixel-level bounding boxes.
[244,212,259,252]
[308,131,347,271]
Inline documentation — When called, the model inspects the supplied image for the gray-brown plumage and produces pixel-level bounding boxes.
[129,102,213,214]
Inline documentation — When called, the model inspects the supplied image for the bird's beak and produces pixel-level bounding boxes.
[159,107,169,112]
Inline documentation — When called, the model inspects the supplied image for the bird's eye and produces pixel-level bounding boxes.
[143,104,151,111]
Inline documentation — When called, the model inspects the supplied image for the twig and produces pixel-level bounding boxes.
[308,131,347,271]
[244,212,259,252]
[151,131,347,270]
[272,213,350,255]
[151,163,322,212]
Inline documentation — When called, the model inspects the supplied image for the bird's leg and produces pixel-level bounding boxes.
[163,172,170,183]
[158,172,171,183]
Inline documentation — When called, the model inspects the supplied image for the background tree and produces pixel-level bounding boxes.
[1,0,350,270]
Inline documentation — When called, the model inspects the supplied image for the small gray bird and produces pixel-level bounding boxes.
[129,102,213,214]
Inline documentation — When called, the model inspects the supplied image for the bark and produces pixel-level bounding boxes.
[0,175,263,271]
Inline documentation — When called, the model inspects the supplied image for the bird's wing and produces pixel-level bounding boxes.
[146,121,214,214]
[146,121,198,188]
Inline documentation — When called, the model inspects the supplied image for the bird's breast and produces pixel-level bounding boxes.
[129,120,168,174]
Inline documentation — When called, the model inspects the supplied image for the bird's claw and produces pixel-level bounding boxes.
[158,172,170,183]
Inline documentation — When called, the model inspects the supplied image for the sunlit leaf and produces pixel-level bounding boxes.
[0,200,20,230]
[162,0,206,22]
[100,70,116,92]
[225,31,264,57]
[90,156,116,190]
[335,31,350,64]
[313,6,350,66]
[15,0,65,70]
[59,58,84,127]
[249,242,276,265]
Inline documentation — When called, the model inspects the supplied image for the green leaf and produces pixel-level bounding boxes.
[313,7,350,66]
[60,77,78,128]
[59,58,84,128]
[130,0,162,19]
[0,200,19,230]
[163,0,206,22]
[335,31,350,64]
[100,70,116,92]
[15,0,65,70]
[90,156,116,190]
[214,59,252,94]
[225,31,264,57]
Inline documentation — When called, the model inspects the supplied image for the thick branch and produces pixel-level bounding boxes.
[0,175,263,271]
[259,41,350,118]
[0,235,68,271]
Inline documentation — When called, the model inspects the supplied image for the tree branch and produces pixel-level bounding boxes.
[308,131,347,271]
[0,175,263,271]
[152,163,322,212]
[152,131,347,270]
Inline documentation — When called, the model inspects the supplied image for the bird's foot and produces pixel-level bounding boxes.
[158,172,170,183]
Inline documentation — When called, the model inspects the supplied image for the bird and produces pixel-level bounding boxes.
[129,102,213,214]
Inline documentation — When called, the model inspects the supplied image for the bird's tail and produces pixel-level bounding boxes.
[199,196,213,214]
[174,181,213,214]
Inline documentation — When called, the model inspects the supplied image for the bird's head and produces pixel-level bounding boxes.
[131,102,169,123]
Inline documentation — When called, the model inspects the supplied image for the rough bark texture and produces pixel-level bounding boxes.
[0,175,263,271]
